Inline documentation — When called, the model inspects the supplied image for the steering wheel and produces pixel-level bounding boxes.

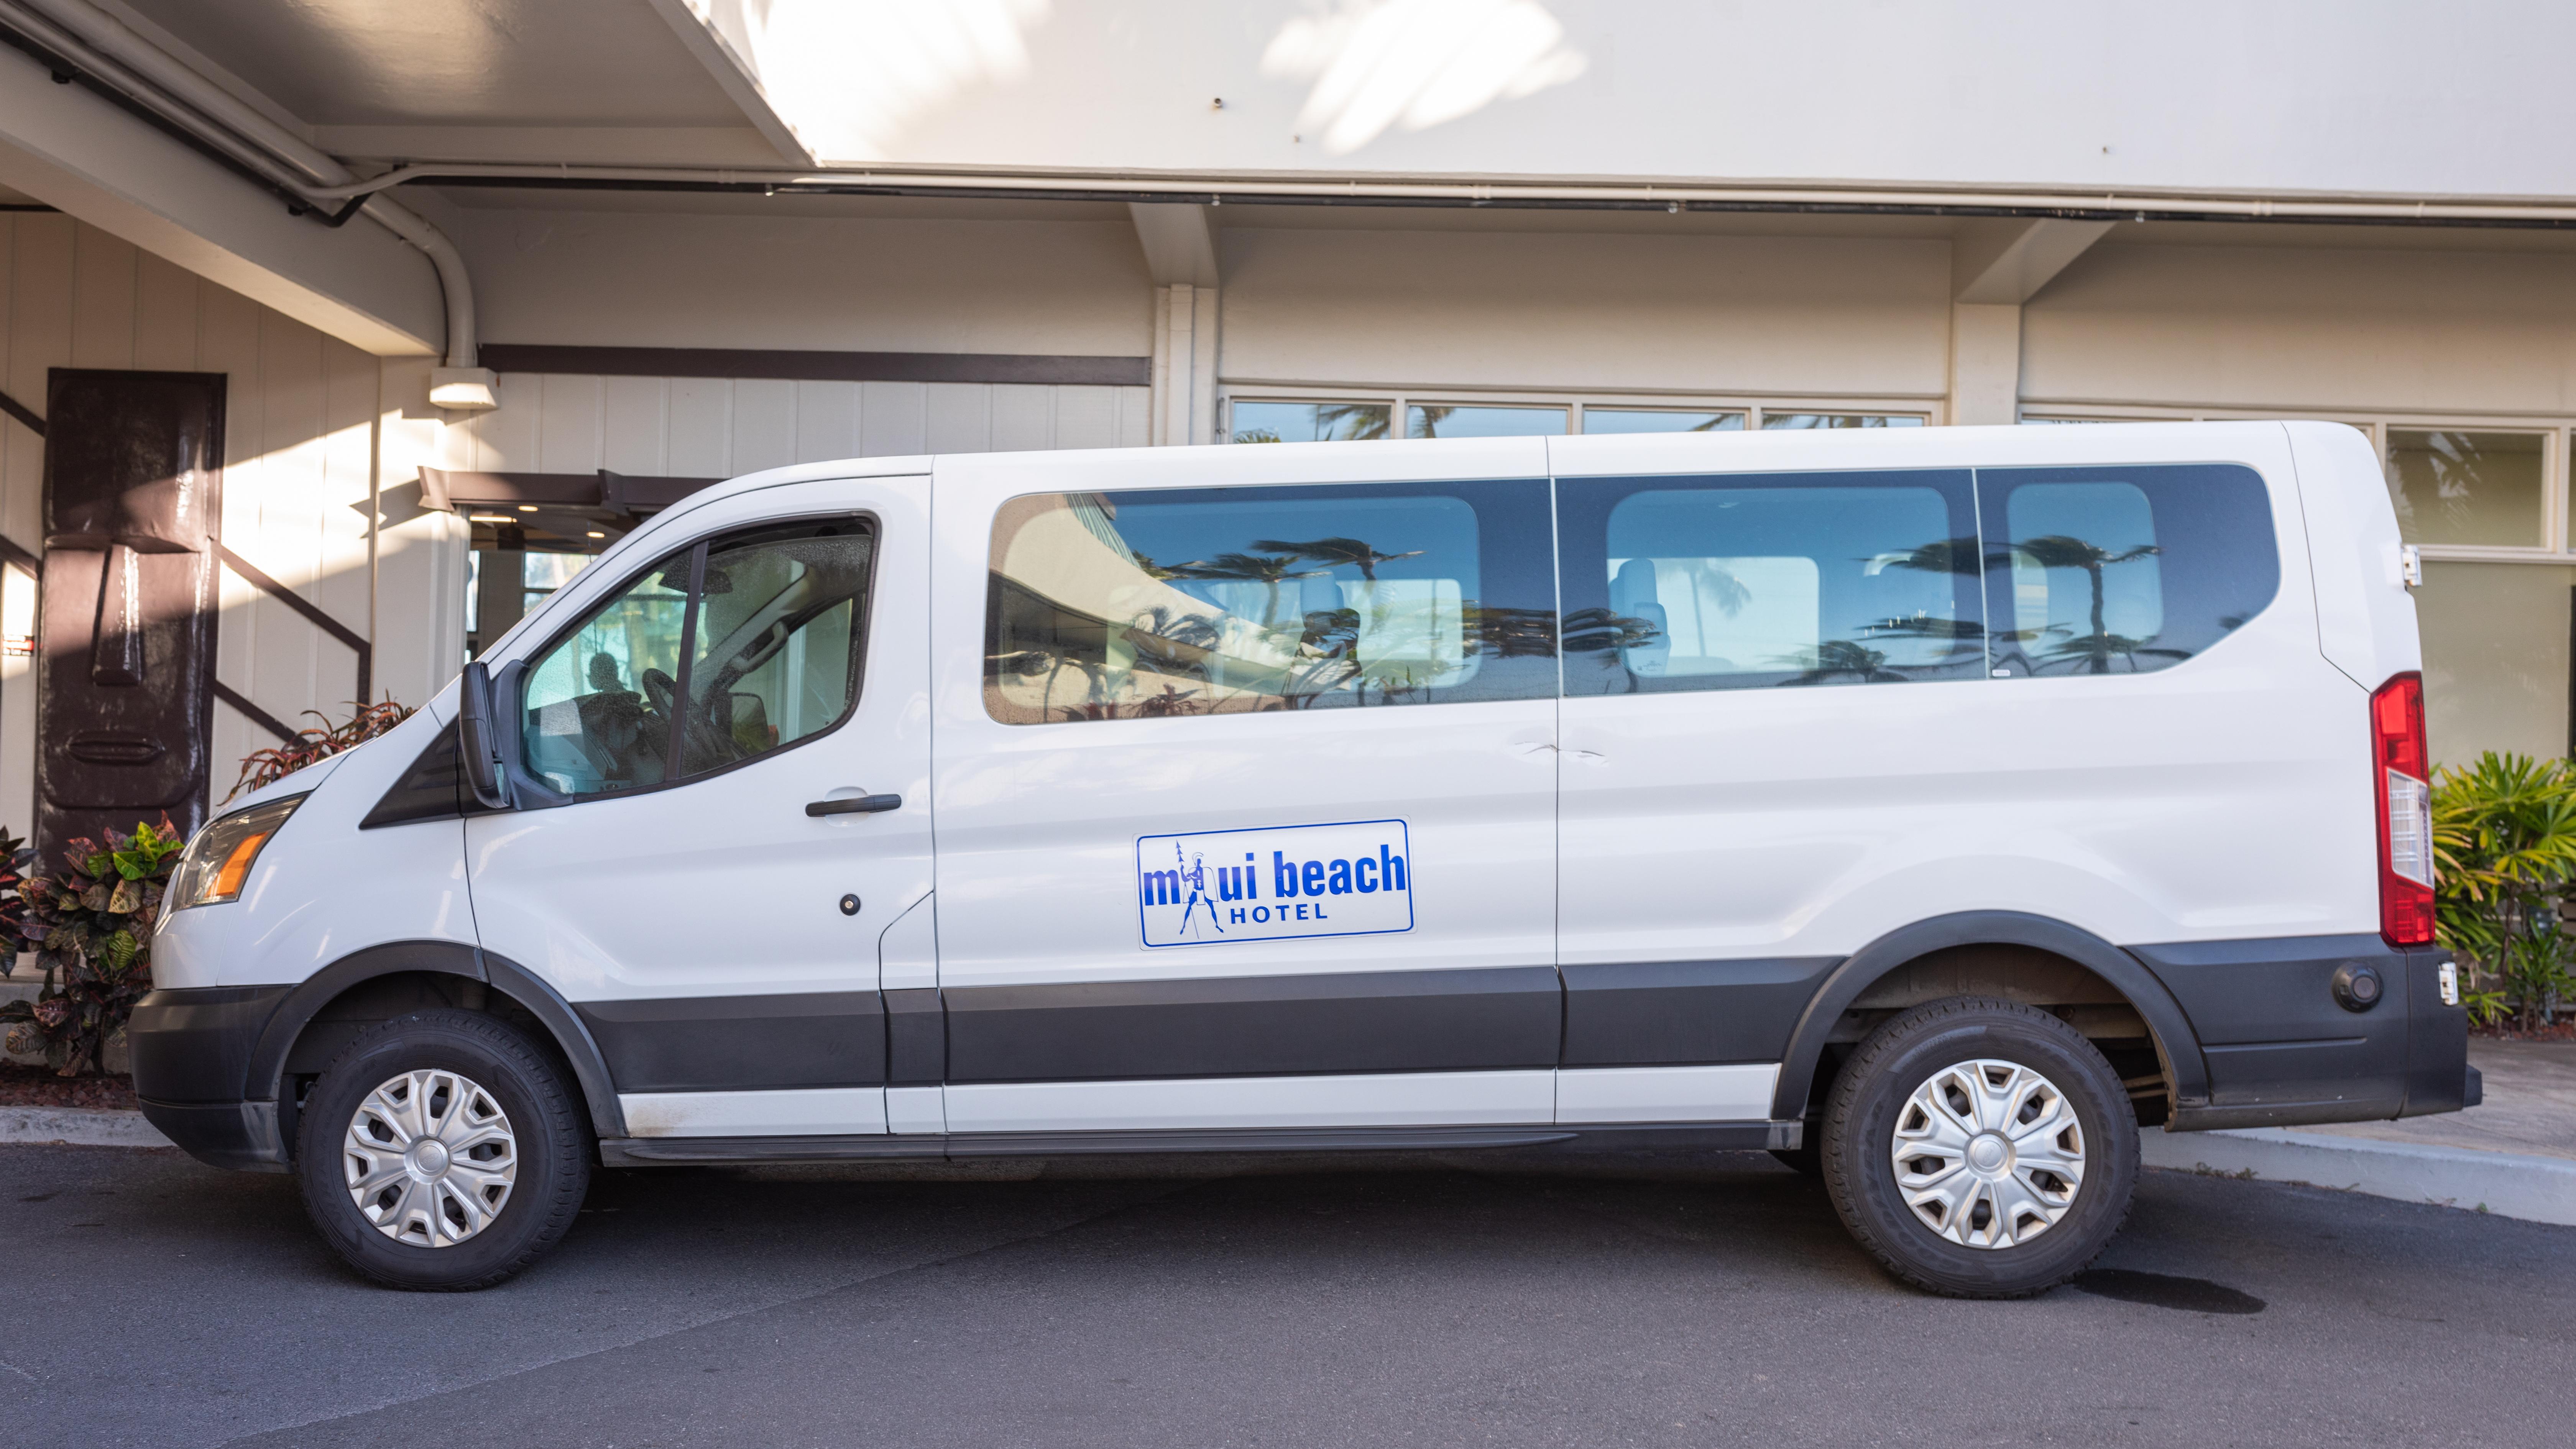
[641,668,678,722]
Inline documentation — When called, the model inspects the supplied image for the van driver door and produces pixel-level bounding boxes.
[465,472,932,1140]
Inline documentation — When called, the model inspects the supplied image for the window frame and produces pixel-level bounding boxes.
[1222,388,1931,442]
[498,509,882,809]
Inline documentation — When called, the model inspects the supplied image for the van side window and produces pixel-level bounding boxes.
[1979,465,2277,678]
[518,519,874,797]
[1556,470,1983,695]
[984,479,1556,724]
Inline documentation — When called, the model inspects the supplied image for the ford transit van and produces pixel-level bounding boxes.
[128,421,2472,1296]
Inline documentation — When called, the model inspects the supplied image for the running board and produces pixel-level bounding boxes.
[599,1120,1797,1167]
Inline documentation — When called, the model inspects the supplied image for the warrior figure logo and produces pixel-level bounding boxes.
[1174,844,1224,938]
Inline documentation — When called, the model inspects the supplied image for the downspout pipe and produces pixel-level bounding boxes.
[3,0,483,383]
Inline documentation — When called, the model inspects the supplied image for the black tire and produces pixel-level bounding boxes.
[296,1009,593,1291]
[1820,997,2137,1299]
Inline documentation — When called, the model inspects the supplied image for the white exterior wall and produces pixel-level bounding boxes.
[2024,235,2576,416]
[447,203,1155,356]
[1217,223,1952,401]
[441,374,1149,475]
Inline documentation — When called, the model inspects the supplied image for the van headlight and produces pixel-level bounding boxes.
[168,796,304,912]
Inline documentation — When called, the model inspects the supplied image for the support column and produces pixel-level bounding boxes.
[1131,204,1221,445]
[1150,284,1221,445]
[1947,302,2024,427]
[373,355,470,700]
[1944,219,2117,426]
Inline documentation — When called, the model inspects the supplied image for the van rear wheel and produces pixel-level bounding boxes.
[1820,997,2137,1299]
[296,1009,592,1291]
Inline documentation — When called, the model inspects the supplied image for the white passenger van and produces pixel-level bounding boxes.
[131,422,2471,1296]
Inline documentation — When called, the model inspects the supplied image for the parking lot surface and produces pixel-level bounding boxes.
[3,1143,2569,1447]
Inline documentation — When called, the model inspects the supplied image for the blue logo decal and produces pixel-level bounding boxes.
[1136,820,1413,948]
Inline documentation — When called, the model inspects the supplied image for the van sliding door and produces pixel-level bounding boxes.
[928,441,1561,1135]
[1551,465,1985,1124]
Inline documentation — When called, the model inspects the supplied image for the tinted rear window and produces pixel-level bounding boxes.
[1557,462,2280,693]
[1979,464,2279,678]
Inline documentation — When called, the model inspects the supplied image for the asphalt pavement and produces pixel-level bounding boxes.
[3,1143,2569,1448]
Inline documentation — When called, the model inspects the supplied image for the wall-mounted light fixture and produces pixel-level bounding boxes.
[429,367,499,411]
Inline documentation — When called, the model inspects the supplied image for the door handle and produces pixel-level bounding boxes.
[806,793,903,817]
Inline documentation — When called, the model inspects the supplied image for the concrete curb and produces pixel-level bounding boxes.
[2143,1126,2576,1226]
[0,1106,174,1148]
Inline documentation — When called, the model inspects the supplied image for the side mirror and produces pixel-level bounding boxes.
[457,660,514,810]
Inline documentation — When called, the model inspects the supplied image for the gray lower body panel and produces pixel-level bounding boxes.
[599,1120,1800,1166]
[2133,935,2468,1130]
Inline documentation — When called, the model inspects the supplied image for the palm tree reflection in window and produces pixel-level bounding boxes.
[1780,639,1910,684]
[1810,536,1985,683]
[1163,552,1328,628]
[1242,536,1432,705]
[1562,606,1664,659]
[2006,534,2174,675]
[1250,537,1424,580]
[1126,534,1464,709]
[1326,405,1395,440]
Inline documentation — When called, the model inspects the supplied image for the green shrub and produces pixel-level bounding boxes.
[0,825,28,958]
[0,817,184,1076]
[2432,752,2576,1029]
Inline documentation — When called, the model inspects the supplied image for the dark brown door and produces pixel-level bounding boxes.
[38,370,225,855]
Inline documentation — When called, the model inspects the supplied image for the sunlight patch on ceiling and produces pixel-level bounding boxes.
[1260,0,1589,156]
[686,0,1052,163]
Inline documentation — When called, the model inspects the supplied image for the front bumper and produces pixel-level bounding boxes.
[2134,939,2470,1132]
[128,986,295,1171]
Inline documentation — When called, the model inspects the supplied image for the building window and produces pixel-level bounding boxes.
[2384,429,2549,549]
[1760,413,1926,430]
[522,552,591,618]
[1579,408,1746,434]
[1405,403,1569,439]
[1227,401,1392,443]
[1227,395,1929,442]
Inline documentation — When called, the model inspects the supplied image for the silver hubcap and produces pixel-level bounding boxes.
[343,1069,518,1247]
[1891,1058,2086,1249]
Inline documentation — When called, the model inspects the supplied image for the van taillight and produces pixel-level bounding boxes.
[2372,673,2435,946]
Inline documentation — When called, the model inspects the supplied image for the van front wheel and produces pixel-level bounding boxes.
[1820,997,2138,1299]
[296,1009,593,1290]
